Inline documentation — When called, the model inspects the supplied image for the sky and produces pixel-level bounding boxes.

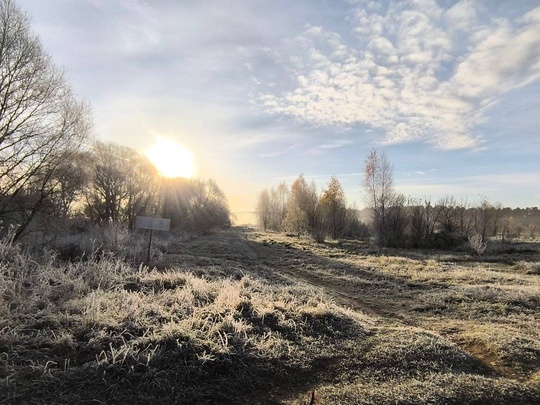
[20,0,540,213]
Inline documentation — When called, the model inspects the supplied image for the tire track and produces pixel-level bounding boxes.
[244,231,507,378]
[246,236,414,326]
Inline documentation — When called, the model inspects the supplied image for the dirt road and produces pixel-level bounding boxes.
[162,227,540,383]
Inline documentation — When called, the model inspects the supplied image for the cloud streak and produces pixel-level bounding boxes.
[257,1,540,150]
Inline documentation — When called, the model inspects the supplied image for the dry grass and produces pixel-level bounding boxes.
[0,229,371,403]
[1,227,540,403]
[246,230,540,403]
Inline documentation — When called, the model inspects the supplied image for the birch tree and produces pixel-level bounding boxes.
[320,176,347,239]
[363,149,406,247]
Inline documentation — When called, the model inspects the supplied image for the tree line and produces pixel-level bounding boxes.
[362,149,534,248]
[256,149,534,249]
[80,142,230,236]
[0,0,230,243]
[256,174,368,242]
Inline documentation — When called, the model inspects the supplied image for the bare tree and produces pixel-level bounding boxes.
[282,203,308,237]
[320,176,347,239]
[363,149,406,247]
[288,174,325,241]
[436,196,473,244]
[255,183,289,232]
[455,201,474,239]
[84,142,129,224]
[409,199,426,247]
[436,196,460,234]
[363,149,391,245]
[0,0,92,238]
[290,175,318,228]
[49,152,93,220]
[409,198,439,247]
[474,198,495,242]
[159,177,231,234]
[14,150,94,240]
[188,178,231,234]
[269,182,289,231]
[490,202,505,239]
[386,193,408,247]
[84,142,157,225]
[342,206,370,239]
[123,150,159,228]
[255,189,271,231]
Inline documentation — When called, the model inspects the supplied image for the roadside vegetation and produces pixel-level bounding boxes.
[0,0,231,250]
[1,226,371,404]
[2,226,539,404]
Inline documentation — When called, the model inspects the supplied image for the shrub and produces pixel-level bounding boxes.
[468,233,487,257]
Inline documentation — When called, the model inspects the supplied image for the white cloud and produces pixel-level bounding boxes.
[319,139,355,149]
[256,1,540,151]
[369,36,395,54]
[444,0,478,31]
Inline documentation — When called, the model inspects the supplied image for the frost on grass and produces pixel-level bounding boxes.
[2,228,540,404]
[0,231,371,404]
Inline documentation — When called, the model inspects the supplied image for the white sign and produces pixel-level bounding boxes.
[135,216,171,231]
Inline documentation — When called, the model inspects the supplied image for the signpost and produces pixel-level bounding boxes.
[135,216,171,262]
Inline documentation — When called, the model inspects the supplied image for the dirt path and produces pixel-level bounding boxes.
[240,230,517,380]
[163,228,531,382]
[245,232,417,326]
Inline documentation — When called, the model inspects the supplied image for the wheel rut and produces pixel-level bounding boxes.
[244,233,508,379]
[246,237,415,326]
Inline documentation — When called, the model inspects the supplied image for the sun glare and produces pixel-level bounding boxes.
[146,137,194,178]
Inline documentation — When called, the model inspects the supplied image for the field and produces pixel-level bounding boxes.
[1,227,540,404]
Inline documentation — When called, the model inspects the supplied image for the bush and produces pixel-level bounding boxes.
[468,234,487,257]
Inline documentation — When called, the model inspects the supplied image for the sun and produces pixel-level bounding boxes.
[146,137,194,178]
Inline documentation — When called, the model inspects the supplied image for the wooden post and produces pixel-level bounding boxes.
[146,229,153,262]
[135,216,170,264]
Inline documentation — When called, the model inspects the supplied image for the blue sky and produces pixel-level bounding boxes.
[21,0,540,212]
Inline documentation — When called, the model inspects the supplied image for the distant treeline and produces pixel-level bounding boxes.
[256,150,538,248]
[1,140,231,242]
[256,174,369,243]
[0,1,231,245]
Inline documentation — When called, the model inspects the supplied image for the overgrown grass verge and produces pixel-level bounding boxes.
[299,373,539,405]
[0,230,371,403]
[288,327,540,405]
[247,231,540,403]
[2,228,540,404]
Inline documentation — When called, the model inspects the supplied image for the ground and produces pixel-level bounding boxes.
[1,227,539,404]
[155,227,540,403]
